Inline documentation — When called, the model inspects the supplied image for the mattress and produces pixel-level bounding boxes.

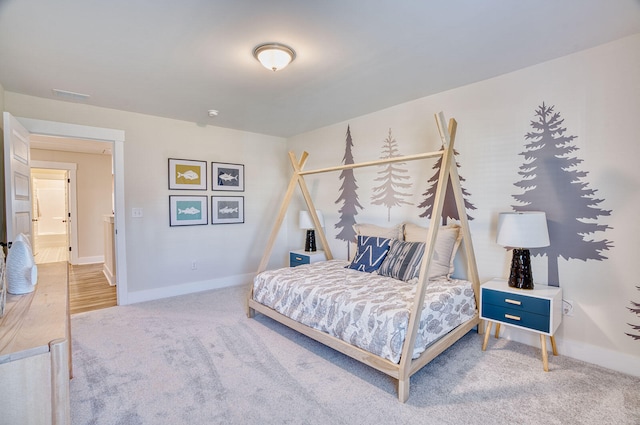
[252,259,477,364]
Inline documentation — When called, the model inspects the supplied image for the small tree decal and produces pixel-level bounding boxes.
[371,129,412,221]
[418,145,476,224]
[627,286,640,341]
[512,103,613,287]
[334,125,363,259]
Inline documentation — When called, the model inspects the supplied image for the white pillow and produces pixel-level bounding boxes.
[353,223,404,240]
[349,223,404,261]
[403,222,462,279]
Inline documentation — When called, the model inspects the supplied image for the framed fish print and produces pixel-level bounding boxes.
[211,196,244,225]
[168,158,207,190]
[169,196,208,226]
[211,162,244,191]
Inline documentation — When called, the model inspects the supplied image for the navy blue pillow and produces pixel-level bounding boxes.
[347,236,392,273]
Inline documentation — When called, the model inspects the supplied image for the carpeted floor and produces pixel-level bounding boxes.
[70,285,640,425]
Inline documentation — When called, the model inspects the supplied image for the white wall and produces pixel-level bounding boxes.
[4,94,290,302]
[0,84,5,248]
[286,34,640,376]
[31,149,112,262]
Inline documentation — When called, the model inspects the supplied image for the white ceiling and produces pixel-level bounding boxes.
[30,134,112,155]
[1,0,639,139]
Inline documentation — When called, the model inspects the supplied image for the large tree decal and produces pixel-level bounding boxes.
[334,125,363,259]
[418,145,476,224]
[627,286,640,341]
[512,103,613,287]
[371,129,412,221]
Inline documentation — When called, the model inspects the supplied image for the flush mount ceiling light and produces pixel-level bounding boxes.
[253,43,296,72]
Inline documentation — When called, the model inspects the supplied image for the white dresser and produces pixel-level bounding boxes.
[0,261,71,424]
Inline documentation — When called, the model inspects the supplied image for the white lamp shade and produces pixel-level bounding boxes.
[497,211,550,248]
[299,210,324,229]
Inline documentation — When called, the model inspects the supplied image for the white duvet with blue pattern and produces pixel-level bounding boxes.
[253,260,476,364]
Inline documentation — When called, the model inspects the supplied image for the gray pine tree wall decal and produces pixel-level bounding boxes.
[371,128,412,221]
[512,103,613,287]
[418,145,476,224]
[334,125,363,258]
[627,286,640,340]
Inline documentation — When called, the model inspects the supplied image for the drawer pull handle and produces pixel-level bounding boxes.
[295,257,303,261]
[505,314,521,321]
[505,299,521,306]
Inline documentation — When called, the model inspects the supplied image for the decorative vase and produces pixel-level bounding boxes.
[6,234,38,295]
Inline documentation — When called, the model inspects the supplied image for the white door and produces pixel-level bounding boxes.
[35,179,67,235]
[64,171,70,258]
[31,170,70,264]
[2,112,32,246]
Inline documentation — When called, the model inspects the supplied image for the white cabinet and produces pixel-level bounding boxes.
[103,214,116,286]
[480,278,562,371]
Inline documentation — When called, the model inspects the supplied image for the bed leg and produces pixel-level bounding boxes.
[246,305,255,318]
[397,378,410,403]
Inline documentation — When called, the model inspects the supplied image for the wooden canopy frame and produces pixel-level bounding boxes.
[248,112,481,402]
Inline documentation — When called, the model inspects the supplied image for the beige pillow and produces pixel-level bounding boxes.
[349,223,404,261]
[403,222,462,278]
[353,223,404,240]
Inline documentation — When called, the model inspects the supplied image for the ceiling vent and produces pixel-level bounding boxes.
[52,89,90,101]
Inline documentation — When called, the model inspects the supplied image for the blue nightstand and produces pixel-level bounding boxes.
[289,250,326,267]
[480,278,562,371]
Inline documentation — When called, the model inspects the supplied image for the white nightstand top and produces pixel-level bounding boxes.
[483,278,561,299]
[290,249,325,257]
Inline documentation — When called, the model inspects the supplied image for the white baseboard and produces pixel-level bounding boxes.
[126,273,254,305]
[556,338,640,378]
[102,265,116,286]
[73,255,105,265]
[496,327,640,378]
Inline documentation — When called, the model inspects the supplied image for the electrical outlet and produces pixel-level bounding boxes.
[191,260,197,270]
[562,299,574,316]
[132,208,143,218]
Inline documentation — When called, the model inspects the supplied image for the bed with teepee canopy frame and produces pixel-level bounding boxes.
[247,112,482,402]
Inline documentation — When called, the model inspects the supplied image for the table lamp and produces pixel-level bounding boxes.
[496,211,550,289]
[299,210,324,252]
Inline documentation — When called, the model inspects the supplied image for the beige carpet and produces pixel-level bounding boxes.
[70,285,640,424]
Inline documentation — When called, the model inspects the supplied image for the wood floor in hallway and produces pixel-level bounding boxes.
[68,263,117,315]
[34,246,68,264]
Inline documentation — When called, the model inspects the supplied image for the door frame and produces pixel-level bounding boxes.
[31,161,78,264]
[17,117,129,305]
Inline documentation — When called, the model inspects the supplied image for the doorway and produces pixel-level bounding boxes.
[30,138,116,312]
[17,116,128,306]
[31,168,69,264]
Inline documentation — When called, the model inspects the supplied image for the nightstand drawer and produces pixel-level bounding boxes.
[481,303,550,333]
[289,252,309,267]
[289,250,326,267]
[482,288,550,315]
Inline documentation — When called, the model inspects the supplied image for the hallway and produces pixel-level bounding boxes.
[34,245,67,264]
[68,263,116,315]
